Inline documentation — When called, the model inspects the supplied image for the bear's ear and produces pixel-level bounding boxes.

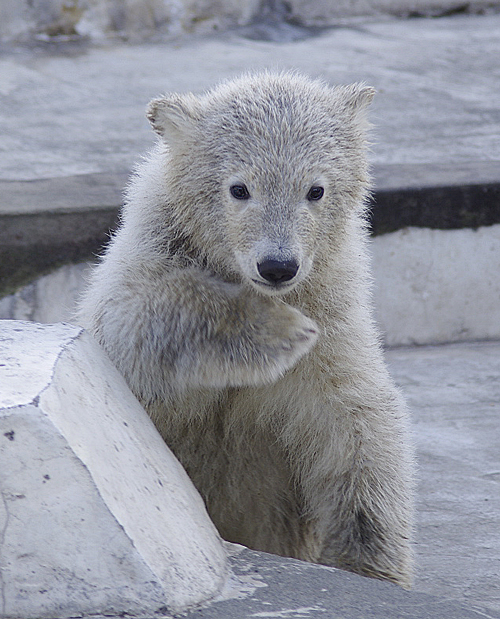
[334,83,376,117]
[146,93,202,142]
[348,84,376,111]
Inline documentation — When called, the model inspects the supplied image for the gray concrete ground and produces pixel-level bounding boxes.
[387,342,500,615]
[0,12,499,619]
[0,13,499,185]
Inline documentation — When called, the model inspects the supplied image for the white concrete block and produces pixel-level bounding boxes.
[0,321,227,619]
[372,224,500,346]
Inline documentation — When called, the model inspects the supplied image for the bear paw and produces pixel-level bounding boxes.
[243,299,319,384]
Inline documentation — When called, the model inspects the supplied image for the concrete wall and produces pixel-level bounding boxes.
[1,0,495,43]
[1,224,499,346]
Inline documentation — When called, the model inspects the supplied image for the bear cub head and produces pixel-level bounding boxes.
[146,72,374,296]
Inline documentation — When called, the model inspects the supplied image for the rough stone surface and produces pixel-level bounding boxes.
[2,0,497,43]
[0,320,227,619]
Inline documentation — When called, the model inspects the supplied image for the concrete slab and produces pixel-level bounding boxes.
[0,320,227,618]
[387,341,500,615]
[371,224,500,345]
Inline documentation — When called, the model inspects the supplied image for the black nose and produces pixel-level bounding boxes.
[257,259,299,285]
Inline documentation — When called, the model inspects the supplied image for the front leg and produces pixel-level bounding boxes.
[82,266,318,402]
[315,393,415,588]
[318,446,414,588]
[275,364,414,588]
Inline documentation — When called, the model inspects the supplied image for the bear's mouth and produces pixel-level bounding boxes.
[251,279,296,294]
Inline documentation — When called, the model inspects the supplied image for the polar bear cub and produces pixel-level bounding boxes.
[79,71,414,588]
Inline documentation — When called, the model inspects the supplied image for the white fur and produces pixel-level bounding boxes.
[79,71,414,587]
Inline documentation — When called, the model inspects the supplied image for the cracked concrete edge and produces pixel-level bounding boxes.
[0,321,83,408]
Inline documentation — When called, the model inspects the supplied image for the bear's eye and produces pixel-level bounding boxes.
[230,184,250,200]
[307,186,324,201]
